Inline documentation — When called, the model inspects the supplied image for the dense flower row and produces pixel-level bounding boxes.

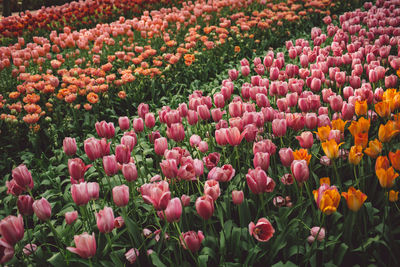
[0,0,337,130]
[1,0,400,265]
[0,0,170,40]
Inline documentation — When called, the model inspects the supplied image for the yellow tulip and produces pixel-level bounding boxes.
[341,187,367,212]
[349,145,363,165]
[321,139,343,159]
[315,126,331,142]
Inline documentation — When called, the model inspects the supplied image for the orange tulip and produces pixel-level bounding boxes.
[348,117,370,136]
[378,120,400,143]
[313,184,340,215]
[392,93,400,111]
[389,150,400,171]
[382,89,397,103]
[341,187,367,212]
[321,139,343,159]
[315,126,331,142]
[354,132,368,149]
[364,139,383,158]
[319,177,330,186]
[375,156,390,170]
[355,100,368,116]
[293,149,311,165]
[388,190,399,202]
[349,145,363,165]
[375,101,391,118]
[376,167,398,188]
[332,119,347,133]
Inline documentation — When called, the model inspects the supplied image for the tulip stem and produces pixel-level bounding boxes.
[353,165,360,187]
[332,160,341,189]
[259,194,267,216]
[46,221,64,257]
[304,181,316,220]
[89,258,93,267]
[105,233,113,253]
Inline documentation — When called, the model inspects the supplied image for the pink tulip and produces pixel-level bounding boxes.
[309,227,326,242]
[246,167,276,194]
[125,248,139,264]
[145,113,156,128]
[253,139,277,155]
[253,152,270,171]
[305,113,318,129]
[87,182,100,200]
[23,243,37,256]
[84,137,102,161]
[138,103,149,119]
[232,190,244,205]
[148,131,161,144]
[329,95,343,112]
[17,195,34,215]
[296,131,314,149]
[12,164,33,190]
[103,155,119,176]
[154,137,168,156]
[0,214,24,245]
[195,195,214,220]
[68,158,90,184]
[63,137,77,156]
[229,102,242,118]
[272,119,287,137]
[122,163,138,182]
[33,198,52,221]
[181,195,191,207]
[198,141,208,153]
[118,116,130,131]
[67,232,96,259]
[291,160,309,184]
[203,152,220,170]
[204,180,220,201]
[180,231,204,253]
[115,144,131,164]
[0,239,14,264]
[160,159,178,179]
[241,66,250,76]
[207,165,235,182]
[228,69,239,81]
[211,108,224,122]
[187,110,198,125]
[121,135,136,152]
[96,207,115,233]
[214,93,225,108]
[270,66,279,80]
[167,123,185,142]
[132,118,144,133]
[197,105,210,120]
[281,173,294,185]
[341,102,355,120]
[65,211,78,225]
[165,197,182,223]
[249,218,275,242]
[95,121,115,139]
[225,127,246,146]
[71,182,90,206]
[140,181,171,210]
[113,185,129,207]
[190,135,201,147]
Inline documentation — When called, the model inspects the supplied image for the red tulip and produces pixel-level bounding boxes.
[249,218,275,242]
[96,207,115,233]
[65,211,78,225]
[0,214,24,245]
[63,137,77,156]
[67,232,96,259]
[71,182,90,206]
[33,198,52,221]
[12,164,33,190]
[165,197,182,223]
[17,195,34,215]
[195,195,214,220]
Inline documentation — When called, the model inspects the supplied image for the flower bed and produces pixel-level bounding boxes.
[1,0,400,265]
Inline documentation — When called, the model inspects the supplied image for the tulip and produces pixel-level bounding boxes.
[281,173,294,185]
[198,141,208,153]
[341,187,367,212]
[279,148,294,167]
[348,146,363,165]
[272,119,287,137]
[249,218,275,242]
[187,110,198,125]
[203,152,220,170]
[232,190,244,205]
[388,190,399,202]
[138,103,149,119]
[246,167,276,194]
[154,137,168,156]
[125,248,139,264]
[307,227,326,243]
[140,181,171,210]
[163,197,182,223]
[95,121,115,139]
[195,195,214,220]
[229,102,242,118]
[0,214,24,245]
[160,159,178,179]
[180,231,204,253]
[87,182,100,200]
[389,150,400,171]
[148,131,161,144]
[103,155,119,176]
[114,216,125,229]
[376,167,398,188]
[207,165,235,182]
[145,113,156,128]
[23,243,37,256]
[68,158,89,184]
[67,232,96,259]
[291,160,309,184]
[178,163,196,181]
[167,123,185,142]
[364,139,383,159]
[193,159,204,177]
[12,164,33,190]
[71,182,90,206]
[295,131,314,149]
[118,116,130,131]
[17,195,34,215]
[312,183,340,215]
[378,121,400,143]
[181,195,191,207]
[355,100,367,116]
[63,137,77,156]
[241,66,250,77]
[33,198,52,221]
[96,207,115,233]
[305,113,318,129]
[115,144,131,164]
[189,135,201,147]
[122,163,138,182]
[225,127,246,146]
[112,185,129,207]
[84,137,102,161]
[121,135,136,152]
[253,152,270,171]
[204,180,220,201]
[65,211,78,225]
[0,239,14,264]
[321,139,343,159]
[293,149,311,165]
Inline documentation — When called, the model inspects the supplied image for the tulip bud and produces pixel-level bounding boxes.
[63,137,77,156]
[232,190,244,205]
[112,185,129,207]
[33,198,52,221]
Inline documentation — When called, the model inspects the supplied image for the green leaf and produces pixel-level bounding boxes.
[150,252,167,267]
[47,252,66,267]
[334,243,348,266]
[198,254,209,267]
[271,261,298,267]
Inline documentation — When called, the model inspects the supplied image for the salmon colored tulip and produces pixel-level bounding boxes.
[341,187,367,212]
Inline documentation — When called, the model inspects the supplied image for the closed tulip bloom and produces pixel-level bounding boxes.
[132,118,144,133]
[187,110,198,125]
[207,165,235,182]
[181,195,191,207]
[67,232,96,259]
[341,187,367,212]
[272,119,287,137]
[164,198,182,223]
[329,95,343,112]
[215,129,228,146]
[375,101,391,118]
[197,105,210,121]
[232,190,244,205]
[313,184,340,215]
[180,231,204,253]
[138,103,149,119]
[95,121,115,139]
[249,218,275,242]
[65,211,78,225]
[63,137,77,156]
[96,207,115,233]
[328,129,342,144]
[376,167,398,188]
[389,150,400,171]
[121,135,136,152]
[355,100,367,116]
[335,71,345,86]
[140,181,171,210]
[103,155,119,176]
[0,238,14,264]
[341,102,355,120]
[115,144,131,164]
[154,137,168,156]
[349,146,363,165]
[118,116,130,131]
[84,137,102,161]
[68,158,88,184]
[229,102,242,118]
[33,198,52,221]
[12,164,33,190]
[71,182,90,206]
[291,160,309,184]
[114,217,124,228]
[296,131,314,149]
[204,180,220,201]
[211,108,224,122]
[195,195,214,220]
[112,185,129,207]
[160,159,178,179]
[322,139,343,159]
[125,248,139,264]
[213,93,225,108]
[23,243,37,256]
[241,65,250,77]
[309,227,326,242]
[305,113,318,129]
[0,214,24,245]
[122,163,138,182]
[310,78,321,92]
[246,167,276,194]
[189,135,201,147]
[17,195,34,215]
[198,141,208,153]
[87,182,100,200]
[145,113,156,128]
[279,148,294,167]
[167,123,185,142]
[253,152,270,171]
[388,190,399,202]
[193,159,204,177]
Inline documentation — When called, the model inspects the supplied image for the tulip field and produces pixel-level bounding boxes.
[2,0,400,265]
